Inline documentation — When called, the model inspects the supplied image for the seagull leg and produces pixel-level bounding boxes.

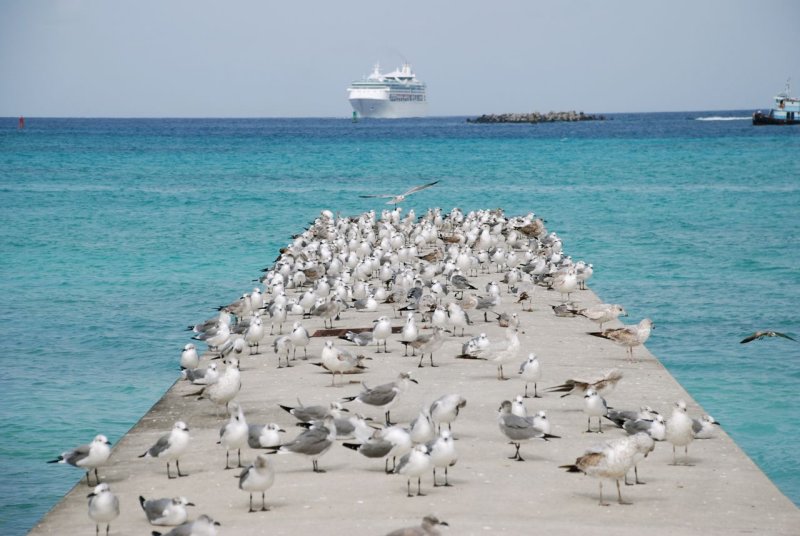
[430,354,437,367]
[407,478,413,498]
[167,462,175,479]
[598,481,609,506]
[237,448,243,468]
[418,354,425,368]
[225,450,231,470]
[444,465,453,486]
[534,383,541,398]
[634,465,645,484]
[261,492,270,511]
[616,479,632,505]
[177,460,188,477]
[416,477,426,496]
[586,417,593,433]
[524,384,530,398]
[249,493,255,513]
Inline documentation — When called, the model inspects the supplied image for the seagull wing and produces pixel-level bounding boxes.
[739,331,765,344]
[401,180,440,196]
[775,331,798,342]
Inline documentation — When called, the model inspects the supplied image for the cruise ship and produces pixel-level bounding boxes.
[347,62,427,119]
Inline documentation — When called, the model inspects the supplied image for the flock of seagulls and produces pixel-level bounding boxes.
[46,200,790,534]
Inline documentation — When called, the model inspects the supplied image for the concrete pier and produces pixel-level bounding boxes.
[30,210,799,536]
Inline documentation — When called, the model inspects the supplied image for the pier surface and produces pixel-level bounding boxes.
[30,227,799,535]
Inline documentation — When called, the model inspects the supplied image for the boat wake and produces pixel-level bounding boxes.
[695,116,750,121]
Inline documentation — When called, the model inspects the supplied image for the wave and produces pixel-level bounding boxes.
[695,116,751,121]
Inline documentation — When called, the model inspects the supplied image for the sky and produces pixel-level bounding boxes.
[1,0,798,117]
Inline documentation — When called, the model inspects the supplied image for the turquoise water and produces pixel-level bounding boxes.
[1,115,798,533]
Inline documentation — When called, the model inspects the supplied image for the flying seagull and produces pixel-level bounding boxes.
[359,180,440,206]
[740,330,797,344]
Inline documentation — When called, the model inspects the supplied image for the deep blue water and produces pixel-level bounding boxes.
[1,113,798,534]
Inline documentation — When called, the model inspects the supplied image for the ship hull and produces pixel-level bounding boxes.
[752,111,799,125]
[349,98,427,119]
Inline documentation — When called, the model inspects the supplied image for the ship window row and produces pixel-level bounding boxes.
[389,94,426,102]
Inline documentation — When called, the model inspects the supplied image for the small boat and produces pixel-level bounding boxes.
[752,80,799,125]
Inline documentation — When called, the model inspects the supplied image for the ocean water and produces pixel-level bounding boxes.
[1,114,798,533]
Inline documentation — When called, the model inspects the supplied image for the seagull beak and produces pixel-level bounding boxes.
[410,379,419,384]
[340,408,350,413]
[87,492,96,498]
[105,441,112,445]
[214,521,222,526]
[279,428,286,433]
[441,521,450,526]
[186,502,196,507]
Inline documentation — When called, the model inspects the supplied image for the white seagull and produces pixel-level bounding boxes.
[359,180,440,206]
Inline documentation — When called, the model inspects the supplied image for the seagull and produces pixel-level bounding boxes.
[47,434,112,486]
[577,303,628,330]
[400,313,419,356]
[426,430,458,487]
[319,340,367,386]
[623,414,666,442]
[497,400,560,461]
[238,454,275,512]
[373,315,393,353]
[666,400,695,465]
[740,330,797,344]
[359,180,440,206]
[546,369,624,398]
[268,415,337,473]
[409,408,436,445]
[179,343,199,370]
[248,423,286,449]
[385,515,449,536]
[87,483,119,536]
[584,389,609,433]
[429,394,467,433]
[279,400,347,423]
[395,444,433,497]
[343,425,413,473]
[289,321,310,358]
[402,327,447,368]
[486,327,521,380]
[560,432,655,506]
[196,357,241,411]
[518,352,542,398]
[693,414,721,439]
[151,514,221,536]
[589,319,654,362]
[182,362,218,385]
[342,372,418,425]
[138,421,191,479]
[139,496,194,526]
[218,402,248,469]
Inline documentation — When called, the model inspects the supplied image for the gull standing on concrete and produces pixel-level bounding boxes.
[426,430,458,487]
[239,454,275,512]
[48,434,112,486]
[279,400,346,423]
[196,358,241,412]
[666,400,695,465]
[139,496,194,526]
[402,327,447,368]
[400,313,419,356]
[497,400,559,461]
[342,372,418,425]
[551,267,578,302]
[151,514,221,536]
[320,340,366,386]
[488,327,520,380]
[244,315,264,354]
[180,343,199,370]
[589,318,654,362]
[359,180,440,206]
[269,415,337,473]
[138,421,191,479]
[87,483,119,536]
[519,352,542,398]
[272,335,293,368]
[560,432,655,506]
[289,321,310,358]
[429,394,467,433]
[373,315,393,353]
[385,515,449,536]
[395,444,433,497]
[577,303,627,330]
[584,389,609,433]
[218,402,248,469]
